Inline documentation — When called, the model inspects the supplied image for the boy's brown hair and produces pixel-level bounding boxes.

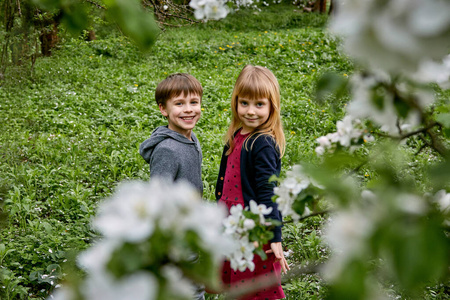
[155,73,203,106]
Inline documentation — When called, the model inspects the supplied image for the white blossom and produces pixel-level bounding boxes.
[322,207,373,280]
[181,202,235,263]
[316,136,331,148]
[50,179,240,300]
[413,55,450,90]
[346,73,432,134]
[230,237,256,272]
[330,0,450,73]
[323,208,373,255]
[235,0,253,6]
[189,0,229,20]
[82,271,157,300]
[315,145,325,156]
[395,193,428,215]
[93,181,162,242]
[434,190,450,214]
[161,265,195,297]
[48,286,76,300]
[223,204,244,235]
[249,200,272,223]
[434,190,450,227]
[77,239,121,276]
[222,202,275,272]
[274,165,320,220]
[315,115,374,154]
[243,219,256,230]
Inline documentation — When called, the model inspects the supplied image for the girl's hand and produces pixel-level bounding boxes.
[266,242,290,274]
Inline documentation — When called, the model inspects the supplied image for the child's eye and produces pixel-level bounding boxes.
[256,102,264,107]
[191,100,199,105]
[240,101,248,106]
[175,102,183,106]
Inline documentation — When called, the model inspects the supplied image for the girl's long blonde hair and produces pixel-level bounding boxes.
[224,65,286,157]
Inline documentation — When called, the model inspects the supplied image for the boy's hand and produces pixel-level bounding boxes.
[266,242,290,274]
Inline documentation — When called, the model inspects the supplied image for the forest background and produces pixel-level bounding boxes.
[1,0,449,299]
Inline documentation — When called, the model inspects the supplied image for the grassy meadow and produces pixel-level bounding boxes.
[0,5,357,299]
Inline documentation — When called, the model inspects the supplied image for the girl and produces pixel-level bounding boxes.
[215,65,289,299]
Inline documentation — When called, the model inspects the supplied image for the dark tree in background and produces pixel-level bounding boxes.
[0,0,159,78]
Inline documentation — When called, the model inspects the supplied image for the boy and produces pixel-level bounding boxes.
[140,73,203,195]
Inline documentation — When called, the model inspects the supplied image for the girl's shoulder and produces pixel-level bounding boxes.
[248,132,276,144]
[246,133,277,152]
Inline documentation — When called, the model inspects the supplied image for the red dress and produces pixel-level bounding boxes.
[218,130,285,300]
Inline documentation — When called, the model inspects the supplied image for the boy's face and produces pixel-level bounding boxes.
[159,92,201,139]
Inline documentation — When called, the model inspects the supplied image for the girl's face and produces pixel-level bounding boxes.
[237,97,271,134]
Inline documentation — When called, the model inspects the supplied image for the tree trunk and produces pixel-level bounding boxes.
[328,0,335,15]
[39,20,59,56]
[312,0,327,14]
[86,30,96,41]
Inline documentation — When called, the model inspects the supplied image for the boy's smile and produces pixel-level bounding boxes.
[237,97,270,134]
[159,93,201,140]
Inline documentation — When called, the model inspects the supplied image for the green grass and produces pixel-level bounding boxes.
[1,5,355,299]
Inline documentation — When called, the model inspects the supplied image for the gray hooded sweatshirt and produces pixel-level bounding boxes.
[139,126,203,194]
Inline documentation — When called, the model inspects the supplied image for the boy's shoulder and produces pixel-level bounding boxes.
[153,130,200,150]
[153,136,185,150]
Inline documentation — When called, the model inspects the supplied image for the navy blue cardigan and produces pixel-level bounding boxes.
[215,133,283,242]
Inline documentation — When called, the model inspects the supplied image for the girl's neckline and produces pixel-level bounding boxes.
[238,128,251,137]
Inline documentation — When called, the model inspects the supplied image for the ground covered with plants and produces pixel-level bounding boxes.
[0,4,447,299]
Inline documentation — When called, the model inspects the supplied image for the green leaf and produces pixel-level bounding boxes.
[254,247,267,261]
[382,216,449,295]
[269,174,281,183]
[60,3,90,35]
[326,259,369,300]
[443,128,450,138]
[428,159,450,189]
[393,95,410,118]
[104,0,159,51]
[435,113,450,128]
[107,242,146,278]
[372,92,384,111]
[292,198,305,216]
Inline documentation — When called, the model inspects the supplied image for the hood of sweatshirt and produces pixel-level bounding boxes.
[139,126,199,164]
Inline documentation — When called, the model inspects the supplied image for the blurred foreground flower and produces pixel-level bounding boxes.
[189,0,229,20]
[315,115,374,155]
[413,55,450,90]
[222,201,279,272]
[330,0,450,73]
[321,189,449,298]
[346,72,435,134]
[274,165,321,221]
[49,179,236,300]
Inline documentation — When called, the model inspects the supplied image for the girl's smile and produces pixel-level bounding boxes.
[237,97,271,134]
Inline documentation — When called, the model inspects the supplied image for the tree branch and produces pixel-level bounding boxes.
[144,0,201,25]
[16,0,21,16]
[281,262,322,283]
[426,128,448,156]
[84,0,106,9]
[283,210,330,224]
[373,122,439,140]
